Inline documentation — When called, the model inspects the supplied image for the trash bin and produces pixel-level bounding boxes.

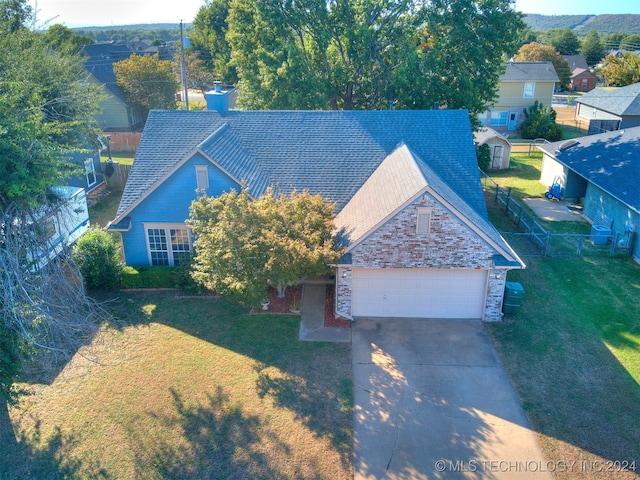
[503,282,525,315]
[591,225,612,245]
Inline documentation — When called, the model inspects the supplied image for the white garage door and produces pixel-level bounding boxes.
[352,268,488,319]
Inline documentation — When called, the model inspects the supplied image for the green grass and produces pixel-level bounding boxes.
[2,292,353,479]
[108,151,135,165]
[486,155,640,477]
[488,152,547,200]
[88,189,122,228]
[488,255,640,479]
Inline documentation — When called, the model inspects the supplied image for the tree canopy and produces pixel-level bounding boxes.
[188,188,342,307]
[0,4,106,403]
[189,0,236,85]
[601,52,640,86]
[44,24,94,53]
[543,28,581,55]
[0,28,101,209]
[515,42,571,88]
[113,53,179,122]
[214,0,524,115]
[581,30,604,66]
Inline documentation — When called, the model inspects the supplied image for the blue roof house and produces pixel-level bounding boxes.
[539,127,640,260]
[109,109,524,321]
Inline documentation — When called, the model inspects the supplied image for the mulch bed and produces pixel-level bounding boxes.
[255,285,303,314]
[253,284,351,329]
[324,285,350,329]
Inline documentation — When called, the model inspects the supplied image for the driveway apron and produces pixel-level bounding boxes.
[352,318,552,479]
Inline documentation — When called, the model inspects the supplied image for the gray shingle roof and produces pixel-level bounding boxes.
[334,143,521,262]
[576,83,640,116]
[81,43,133,103]
[563,55,589,72]
[500,62,559,82]
[538,126,640,213]
[116,109,487,221]
[473,127,511,146]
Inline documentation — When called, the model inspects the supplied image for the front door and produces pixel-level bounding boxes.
[508,112,518,131]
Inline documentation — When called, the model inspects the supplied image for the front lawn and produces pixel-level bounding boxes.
[2,292,353,479]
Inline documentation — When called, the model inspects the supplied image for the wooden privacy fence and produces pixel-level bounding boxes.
[482,172,634,258]
[101,161,131,191]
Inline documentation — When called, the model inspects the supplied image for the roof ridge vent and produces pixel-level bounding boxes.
[555,140,578,152]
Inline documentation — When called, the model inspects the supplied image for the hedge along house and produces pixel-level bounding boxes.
[538,127,640,261]
[108,108,524,321]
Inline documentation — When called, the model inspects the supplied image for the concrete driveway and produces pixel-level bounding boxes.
[352,318,552,479]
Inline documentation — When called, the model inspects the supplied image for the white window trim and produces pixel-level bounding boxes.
[84,158,97,187]
[416,208,433,236]
[195,165,209,190]
[523,82,535,99]
[489,111,508,127]
[143,223,193,267]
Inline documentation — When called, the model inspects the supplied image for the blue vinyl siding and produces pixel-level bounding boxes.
[121,154,239,265]
[583,183,640,260]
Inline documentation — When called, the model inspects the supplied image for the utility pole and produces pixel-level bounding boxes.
[180,20,189,110]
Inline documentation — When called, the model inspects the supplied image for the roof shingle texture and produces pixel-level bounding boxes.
[117,109,486,220]
[500,62,559,82]
[577,83,640,116]
[81,43,133,102]
[538,126,640,213]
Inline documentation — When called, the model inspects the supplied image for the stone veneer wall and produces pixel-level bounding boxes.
[336,193,507,321]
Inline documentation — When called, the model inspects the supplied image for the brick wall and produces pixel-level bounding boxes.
[336,193,507,321]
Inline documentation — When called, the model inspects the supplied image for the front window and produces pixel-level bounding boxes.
[145,224,191,266]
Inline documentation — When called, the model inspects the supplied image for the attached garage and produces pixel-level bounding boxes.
[351,268,488,319]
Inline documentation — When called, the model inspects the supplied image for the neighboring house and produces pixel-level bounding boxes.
[570,68,598,92]
[480,62,559,133]
[538,127,639,260]
[65,149,105,194]
[575,82,640,134]
[80,43,143,132]
[109,109,524,321]
[473,127,512,169]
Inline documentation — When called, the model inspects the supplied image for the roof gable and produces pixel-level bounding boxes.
[116,109,487,221]
[500,62,559,83]
[334,144,523,264]
[539,127,640,212]
[577,83,640,116]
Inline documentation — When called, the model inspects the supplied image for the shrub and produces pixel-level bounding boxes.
[519,101,562,141]
[476,143,491,171]
[73,228,122,291]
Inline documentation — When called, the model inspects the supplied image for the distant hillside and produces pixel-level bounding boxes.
[524,14,640,36]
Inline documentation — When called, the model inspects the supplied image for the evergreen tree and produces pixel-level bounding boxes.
[581,30,604,66]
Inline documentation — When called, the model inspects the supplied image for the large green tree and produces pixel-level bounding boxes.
[0,8,106,405]
[0,30,101,209]
[113,53,180,121]
[515,42,571,88]
[543,28,581,55]
[188,188,342,307]
[601,52,640,86]
[581,30,604,66]
[189,0,237,85]
[226,0,524,113]
[44,24,94,53]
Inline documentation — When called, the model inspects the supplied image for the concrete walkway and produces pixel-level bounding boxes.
[352,318,551,480]
[298,283,351,343]
[523,197,585,222]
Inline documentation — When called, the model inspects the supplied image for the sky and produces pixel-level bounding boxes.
[30,0,640,28]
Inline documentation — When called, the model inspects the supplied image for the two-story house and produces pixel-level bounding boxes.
[480,62,559,133]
